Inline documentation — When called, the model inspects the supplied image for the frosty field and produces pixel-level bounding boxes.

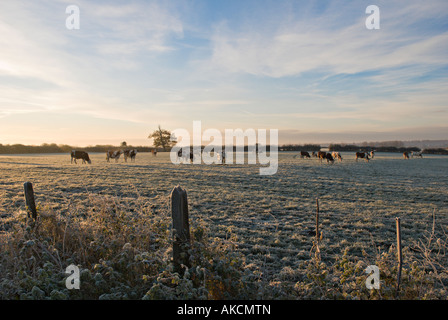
[0,151,447,299]
[2,152,447,261]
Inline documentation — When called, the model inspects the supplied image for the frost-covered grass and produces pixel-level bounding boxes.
[0,152,447,299]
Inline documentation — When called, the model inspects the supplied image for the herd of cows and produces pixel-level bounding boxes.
[296,151,348,163]
[297,150,423,164]
[70,149,138,164]
[69,149,424,165]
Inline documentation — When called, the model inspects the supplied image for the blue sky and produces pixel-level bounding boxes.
[0,0,447,146]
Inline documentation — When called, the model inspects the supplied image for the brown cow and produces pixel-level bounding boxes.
[403,152,410,159]
[300,151,311,159]
[332,152,343,162]
[71,150,91,164]
[317,151,327,162]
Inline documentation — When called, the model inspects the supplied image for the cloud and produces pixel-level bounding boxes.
[0,1,186,120]
[85,1,184,56]
[208,1,448,78]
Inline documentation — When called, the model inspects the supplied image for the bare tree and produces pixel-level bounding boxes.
[148,125,176,151]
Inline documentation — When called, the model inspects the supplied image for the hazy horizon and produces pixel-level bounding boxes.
[1,134,447,149]
[1,1,447,146]
[0,125,447,147]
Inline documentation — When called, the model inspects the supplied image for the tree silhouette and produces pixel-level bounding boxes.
[148,125,176,151]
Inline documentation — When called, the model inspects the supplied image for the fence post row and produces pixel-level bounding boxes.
[24,182,37,220]
[170,185,191,272]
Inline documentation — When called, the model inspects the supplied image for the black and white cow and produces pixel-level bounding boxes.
[325,153,334,164]
[355,152,370,162]
[106,150,122,162]
[217,150,226,164]
[123,149,137,162]
[177,148,199,163]
[71,150,91,164]
[411,151,423,158]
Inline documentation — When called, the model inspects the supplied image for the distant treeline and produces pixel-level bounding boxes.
[278,144,321,151]
[328,144,421,153]
[0,143,278,154]
[0,143,155,154]
[422,148,448,155]
[1,143,446,155]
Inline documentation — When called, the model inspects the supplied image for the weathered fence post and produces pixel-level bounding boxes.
[316,198,320,243]
[311,197,321,255]
[170,186,191,273]
[24,182,37,220]
[396,217,403,297]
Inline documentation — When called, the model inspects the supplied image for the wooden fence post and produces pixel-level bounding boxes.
[24,182,37,220]
[396,217,403,297]
[170,186,191,272]
[316,198,319,243]
[311,197,321,255]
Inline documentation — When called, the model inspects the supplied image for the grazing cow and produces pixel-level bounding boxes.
[178,149,194,163]
[317,151,327,162]
[411,151,423,158]
[355,152,370,162]
[217,151,226,164]
[300,151,311,159]
[130,149,137,161]
[331,152,343,162]
[403,152,410,159]
[71,150,91,164]
[325,153,334,164]
[123,149,137,162]
[151,149,157,156]
[106,150,122,162]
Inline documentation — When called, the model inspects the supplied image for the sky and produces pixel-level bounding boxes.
[0,0,447,146]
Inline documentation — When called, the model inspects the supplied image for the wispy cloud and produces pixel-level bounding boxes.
[85,1,184,56]
[208,1,448,78]
[0,1,185,119]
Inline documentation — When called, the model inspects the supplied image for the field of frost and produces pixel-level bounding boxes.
[0,151,447,299]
